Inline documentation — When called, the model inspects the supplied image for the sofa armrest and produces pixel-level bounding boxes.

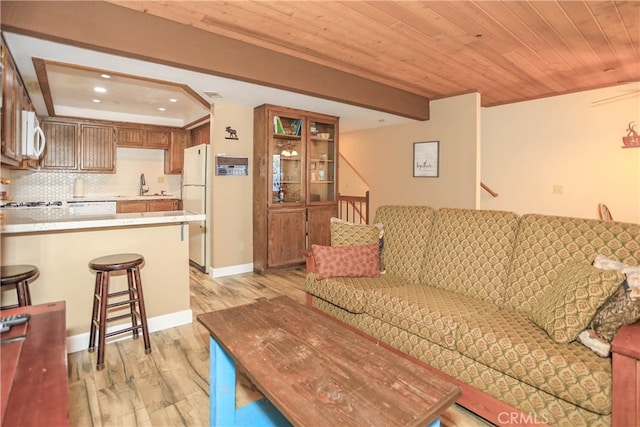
[611,321,640,427]
[301,249,316,274]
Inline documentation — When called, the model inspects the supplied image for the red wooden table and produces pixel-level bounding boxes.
[1,301,68,426]
[198,296,461,427]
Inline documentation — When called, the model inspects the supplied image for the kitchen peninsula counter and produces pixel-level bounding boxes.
[1,209,205,234]
[1,209,203,352]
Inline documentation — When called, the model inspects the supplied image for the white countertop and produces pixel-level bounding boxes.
[68,195,180,202]
[0,209,205,234]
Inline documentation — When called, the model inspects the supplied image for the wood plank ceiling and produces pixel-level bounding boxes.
[107,0,640,108]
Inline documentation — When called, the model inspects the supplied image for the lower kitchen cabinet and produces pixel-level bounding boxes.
[116,199,181,213]
[148,199,180,211]
[117,200,148,213]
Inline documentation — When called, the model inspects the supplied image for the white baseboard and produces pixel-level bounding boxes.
[67,309,193,354]
[209,262,254,278]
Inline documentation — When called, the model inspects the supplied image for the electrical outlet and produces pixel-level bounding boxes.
[157,176,165,184]
[552,185,563,194]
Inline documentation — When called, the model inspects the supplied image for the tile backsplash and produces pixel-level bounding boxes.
[3,148,182,201]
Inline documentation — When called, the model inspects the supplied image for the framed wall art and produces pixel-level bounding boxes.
[413,141,439,177]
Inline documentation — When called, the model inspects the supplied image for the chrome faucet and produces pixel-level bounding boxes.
[139,173,149,196]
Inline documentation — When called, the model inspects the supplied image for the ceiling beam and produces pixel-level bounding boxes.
[1,0,430,120]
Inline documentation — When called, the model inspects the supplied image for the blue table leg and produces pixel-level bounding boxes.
[209,337,291,427]
[210,337,237,426]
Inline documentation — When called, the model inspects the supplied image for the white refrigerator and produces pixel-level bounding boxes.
[183,144,210,272]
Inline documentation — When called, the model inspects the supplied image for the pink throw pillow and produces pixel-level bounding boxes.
[311,243,380,280]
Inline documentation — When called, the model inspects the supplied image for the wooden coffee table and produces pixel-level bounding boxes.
[198,296,461,427]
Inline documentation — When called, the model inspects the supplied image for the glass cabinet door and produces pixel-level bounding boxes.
[270,113,304,206]
[308,120,336,203]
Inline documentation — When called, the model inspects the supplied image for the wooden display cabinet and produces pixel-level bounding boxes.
[253,104,338,273]
[308,119,337,205]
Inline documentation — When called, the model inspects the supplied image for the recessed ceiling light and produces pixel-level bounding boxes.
[100,74,111,79]
[92,99,101,103]
[94,86,107,93]
[158,107,166,111]
[169,98,178,103]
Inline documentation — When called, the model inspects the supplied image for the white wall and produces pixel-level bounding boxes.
[340,93,481,216]
[209,103,254,273]
[481,82,640,223]
[338,154,369,197]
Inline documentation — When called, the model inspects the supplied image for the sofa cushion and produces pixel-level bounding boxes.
[528,262,624,344]
[590,279,640,341]
[420,208,520,307]
[364,282,613,415]
[330,219,385,271]
[329,219,382,246]
[311,243,380,280]
[364,284,502,351]
[590,254,640,341]
[359,312,608,425]
[504,214,640,315]
[454,308,613,415]
[305,273,408,314]
[373,206,436,283]
[593,254,640,293]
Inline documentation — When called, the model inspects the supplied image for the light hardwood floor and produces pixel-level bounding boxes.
[68,266,492,426]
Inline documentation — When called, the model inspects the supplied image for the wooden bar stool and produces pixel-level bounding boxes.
[88,253,151,370]
[1,265,39,309]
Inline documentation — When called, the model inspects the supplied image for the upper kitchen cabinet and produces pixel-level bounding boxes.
[115,124,171,149]
[189,122,210,147]
[41,120,78,170]
[80,124,115,172]
[41,119,115,173]
[165,130,188,175]
[1,37,34,167]
[115,127,145,147]
[144,129,170,149]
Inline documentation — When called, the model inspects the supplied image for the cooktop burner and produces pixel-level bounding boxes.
[0,201,64,208]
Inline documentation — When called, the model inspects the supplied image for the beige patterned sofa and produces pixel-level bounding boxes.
[305,206,640,426]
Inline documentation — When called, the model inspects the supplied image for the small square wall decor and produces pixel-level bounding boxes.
[413,141,439,177]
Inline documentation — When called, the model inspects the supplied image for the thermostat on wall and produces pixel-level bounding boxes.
[216,156,249,176]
